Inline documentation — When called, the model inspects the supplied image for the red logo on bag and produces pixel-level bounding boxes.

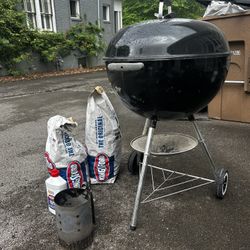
[44,152,56,174]
[94,153,110,182]
[66,161,84,188]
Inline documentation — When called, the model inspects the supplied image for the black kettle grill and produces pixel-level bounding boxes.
[105,18,230,120]
[104,2,231,230]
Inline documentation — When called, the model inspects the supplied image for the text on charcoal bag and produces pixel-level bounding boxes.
[63,132,74,157]
[95,116,105,148]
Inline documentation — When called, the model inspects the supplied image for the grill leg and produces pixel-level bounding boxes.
[142,118,151,136]
[189,115,216,177]
[84,159,96,225]
[130,119,157,230]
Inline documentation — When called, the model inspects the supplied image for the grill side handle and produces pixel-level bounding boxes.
[107,62,144,72]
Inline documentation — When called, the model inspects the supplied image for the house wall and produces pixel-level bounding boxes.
[16,53,55,73]
[54,0,117,68]
[54,0,116,43]
[53,0,72,32]
[101,0,115,44]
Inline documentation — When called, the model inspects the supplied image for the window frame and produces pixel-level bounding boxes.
[70,0,81,19]
[23,0,56,32]
[114,10,122,33]
[23,0,37,29]
[39,0,53,31]
[103,5,110,22]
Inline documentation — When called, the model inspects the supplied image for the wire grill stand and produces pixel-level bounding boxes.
[130,115,220,230]
[141,163,214,204]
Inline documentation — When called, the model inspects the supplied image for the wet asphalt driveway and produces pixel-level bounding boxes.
[0,71,249,250]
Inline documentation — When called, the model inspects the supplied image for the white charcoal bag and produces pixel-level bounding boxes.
[85,86,122,184]
[45,115,87,188]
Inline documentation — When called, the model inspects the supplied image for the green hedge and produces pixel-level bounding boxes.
[0,0,105,75]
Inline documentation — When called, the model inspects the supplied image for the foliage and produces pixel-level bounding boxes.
[123,0,205,26]
[0,0,33,73]
[172,0,205,19]
[0,0,105,75]
[29,23,105,64]
[30,32,69,63]
[65,23,105,57]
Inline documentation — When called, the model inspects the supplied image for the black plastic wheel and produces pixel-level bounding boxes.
[215,168,229,199]
[128,151,143,175]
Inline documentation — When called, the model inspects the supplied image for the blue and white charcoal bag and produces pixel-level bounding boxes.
[45,115,87,188]
[85,86,122,184]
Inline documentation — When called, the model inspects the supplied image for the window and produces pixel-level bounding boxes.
[70,0,80,19]
[39,0,53,31]
[23,0,37,29]
[103,5,110,22]
[23,0,56,31]
[114,0,122,32]
[114,11,122,33]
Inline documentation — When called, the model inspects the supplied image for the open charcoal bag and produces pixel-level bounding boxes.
[85,86,122,184]
[45,115,87,188]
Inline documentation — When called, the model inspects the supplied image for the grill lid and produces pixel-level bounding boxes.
[104,18,230,61]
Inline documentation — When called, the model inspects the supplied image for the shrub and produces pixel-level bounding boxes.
[0,0,33,74]
[0,0,105,75]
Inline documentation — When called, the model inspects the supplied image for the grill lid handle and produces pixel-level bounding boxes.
[107,62,144,72]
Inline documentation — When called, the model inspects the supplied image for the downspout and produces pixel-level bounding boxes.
[120,0,123,29]
[51,0,57,32]
[97,0,101,28]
